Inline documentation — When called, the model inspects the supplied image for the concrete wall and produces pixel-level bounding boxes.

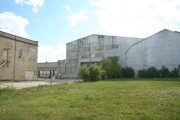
[126,29,180,75]
[0,31,38,80]
[57,35,142,78]
[37,62,57,78]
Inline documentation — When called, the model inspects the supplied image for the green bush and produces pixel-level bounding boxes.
[146,67,159,78]
[170,68,179,78]
[88,64,106,81]
[159,66,170,78]
[77,65,89,81]
[122,67,135,78]
[77,64,106,81]
[138,69,147,78]
[101,57,122,79]
[138,66,180,78]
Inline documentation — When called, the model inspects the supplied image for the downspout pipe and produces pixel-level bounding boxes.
[13,36,17,82]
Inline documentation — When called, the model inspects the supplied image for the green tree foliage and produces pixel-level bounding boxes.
[146,67,159,78]
[138,69,147,78]
[170,68,179,77]
[138,66,179,78]
[88,64,106,81]
[77,64,106,81]
[101,57,122,79]
[77,65,89,81]
[159,66,170,78]
[122,67,135,78]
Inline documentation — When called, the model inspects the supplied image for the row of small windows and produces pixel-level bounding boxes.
[67,44,119,54]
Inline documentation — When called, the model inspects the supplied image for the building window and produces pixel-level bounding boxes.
[18,46,25,59]
[29,48,36,60]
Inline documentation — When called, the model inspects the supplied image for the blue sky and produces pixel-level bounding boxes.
[0,0,180,62]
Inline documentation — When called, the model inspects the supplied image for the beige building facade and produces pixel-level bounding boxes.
[0,31,38,80]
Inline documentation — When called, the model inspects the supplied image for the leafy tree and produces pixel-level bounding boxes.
[101,57,122,79]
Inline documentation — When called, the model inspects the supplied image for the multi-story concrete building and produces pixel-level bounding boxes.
[37,62,57,78]
[57,29,180,78]
[0,31,38,80]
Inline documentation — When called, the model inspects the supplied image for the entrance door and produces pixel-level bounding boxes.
[25,71,34,80]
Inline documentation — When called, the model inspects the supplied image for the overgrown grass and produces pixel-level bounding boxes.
[0,78,180,120]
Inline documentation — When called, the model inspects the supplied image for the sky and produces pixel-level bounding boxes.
[0,0,180,62]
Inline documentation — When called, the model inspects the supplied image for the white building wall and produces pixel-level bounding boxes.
[126,29,180,75]
[58,35,142,78]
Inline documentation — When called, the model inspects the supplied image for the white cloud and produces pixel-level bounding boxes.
[38,44,66,62]
[0,12,30,38]
[89,0,180,38]
[64,5,70,10]
[15,0,44,12]
[67,11,88,27]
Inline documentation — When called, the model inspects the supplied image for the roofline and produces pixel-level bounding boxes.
[38,62,57,64]
[66,34,143,45]
[125,29,178,55]
[0,31,38,46]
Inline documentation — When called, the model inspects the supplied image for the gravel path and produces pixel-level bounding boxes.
[0,79,83,89]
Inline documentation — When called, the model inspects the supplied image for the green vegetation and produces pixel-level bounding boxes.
[101,57,122,79]
[0,78,180,120]
[138,66,180,78]
[77,64,106,81]
[122,67,135,78]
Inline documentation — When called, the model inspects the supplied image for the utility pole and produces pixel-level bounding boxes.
[13,36,17,82]
[89,43,91,66]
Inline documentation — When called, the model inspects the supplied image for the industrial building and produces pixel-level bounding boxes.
[57,29,180,78]
[37,62,57,78]
[125,29,180,73]
[57,34,142,78]
[0,31,38,80]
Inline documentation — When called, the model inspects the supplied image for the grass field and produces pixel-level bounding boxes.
[0,78,180,120]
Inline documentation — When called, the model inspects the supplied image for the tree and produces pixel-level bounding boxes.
[101,57,122,79]
[77,64,106,81]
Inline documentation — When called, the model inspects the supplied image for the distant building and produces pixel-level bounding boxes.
[37,62,57,78]
[57,29,180,78]
[0,31,38,80]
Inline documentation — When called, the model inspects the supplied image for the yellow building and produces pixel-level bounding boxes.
[0,31,38,80]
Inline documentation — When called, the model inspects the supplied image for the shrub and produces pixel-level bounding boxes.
[101,57,122,79]
[170,68,179,78]
[88,64,106,81]
[138,69,147,78]
[77,64,106,81]
[122,67,135,78]
[146,67,159,78]
[159,66,170,78]
[77,65,89,81]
